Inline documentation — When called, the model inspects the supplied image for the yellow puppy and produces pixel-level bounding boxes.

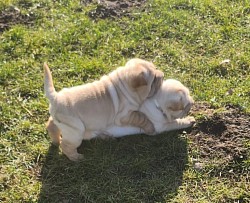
[87,79,195,137]
[44,59,164,161]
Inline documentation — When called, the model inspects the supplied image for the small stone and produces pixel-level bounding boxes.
[226,89,234,95]
[194,162,204,171]
[220,59,230,65]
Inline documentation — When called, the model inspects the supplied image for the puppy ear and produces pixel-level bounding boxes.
[148,70,164,98]
[168,95,184,111]
[131,71,147,88]
[169,102,184,111]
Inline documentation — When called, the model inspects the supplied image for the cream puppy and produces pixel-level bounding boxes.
[44,59,164,161]
[90,79,195,138]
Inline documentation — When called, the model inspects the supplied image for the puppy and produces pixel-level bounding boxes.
[44,58,164,161]
[90,79,195,137]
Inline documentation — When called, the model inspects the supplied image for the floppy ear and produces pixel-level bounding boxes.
[169,101,184,111]
[130,71,147,88]
[148,70,164,98]
[127,66,150,101]
[168,94,184,111]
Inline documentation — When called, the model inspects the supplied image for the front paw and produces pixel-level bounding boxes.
[184,116,196,126]
[143,122,155,135]
[99,133,113,140]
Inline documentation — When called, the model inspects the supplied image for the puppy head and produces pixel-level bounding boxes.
[124,58,164,102]
[155,79,194,121]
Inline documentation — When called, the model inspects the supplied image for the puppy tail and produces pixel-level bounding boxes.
[44,63,57,102]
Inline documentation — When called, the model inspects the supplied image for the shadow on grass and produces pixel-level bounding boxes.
[38,132,188,202]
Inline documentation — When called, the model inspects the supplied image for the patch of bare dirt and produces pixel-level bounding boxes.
[0,1,145,32]
[85,0,147,19]
[189,103,250,177]
[0,6,35,33]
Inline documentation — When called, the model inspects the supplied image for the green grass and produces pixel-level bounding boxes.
[0,0,249,202]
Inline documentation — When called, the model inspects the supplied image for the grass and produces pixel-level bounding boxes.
[0,0,249,202]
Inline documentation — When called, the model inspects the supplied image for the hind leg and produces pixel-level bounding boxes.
[46,116,61,146]
[120,111,155,135]
[55,116,85,161]
[60,139,83,161]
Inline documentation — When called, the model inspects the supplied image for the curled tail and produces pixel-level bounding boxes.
[44,63,57,102]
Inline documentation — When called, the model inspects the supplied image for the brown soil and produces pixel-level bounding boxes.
[189,102,250,178]
[86,0,147,19]
[0,1,146,33]
[0,6,35,33]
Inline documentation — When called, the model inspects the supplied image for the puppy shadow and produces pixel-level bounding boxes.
[38,132,188,202]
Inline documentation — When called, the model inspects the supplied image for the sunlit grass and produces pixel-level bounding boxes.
[0,0,249,202]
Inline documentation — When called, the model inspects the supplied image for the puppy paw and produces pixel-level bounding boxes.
[67,153,84,162]
[184,116,196,126]
[61,142,84,162]
[143,123,155,135]
[99,133,113,140]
